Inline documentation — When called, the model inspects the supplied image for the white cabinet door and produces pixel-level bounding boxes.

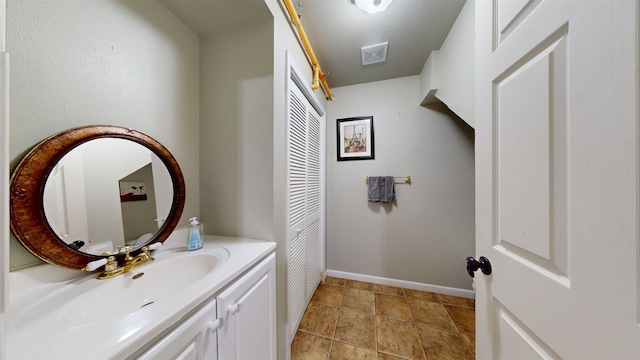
[475,0,640,358]
[136,298,219,360]
[216,253,276,360]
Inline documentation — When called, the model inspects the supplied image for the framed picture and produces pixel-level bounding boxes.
[337,116,375,161]
[119,181,147,202]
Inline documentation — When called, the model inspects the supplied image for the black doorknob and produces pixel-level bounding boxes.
[466,256,492,277]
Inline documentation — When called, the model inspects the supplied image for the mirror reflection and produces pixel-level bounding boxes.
[42,138,173,255]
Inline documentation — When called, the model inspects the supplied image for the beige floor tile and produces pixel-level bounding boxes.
[298,302,340,338]
[292,277,475,360]
[329,341,377,360]
[342,287,375,314]
[334,309,376,349]
[377,353,406,360]
[438,293,475,308]
[374,284,406,296]
[407,297,457,331]
[311,284,344,308]
[324,276,346,287]
[460,331,476,355]
[417,325,474,360]
[346,279,374,291]
[291,331,331,360]
[376,317,426,360]
[404,288,441,303]
[445,305,475,334]
[375,293,413,322]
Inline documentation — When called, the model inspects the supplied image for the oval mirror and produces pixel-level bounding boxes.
[10,125,185,270]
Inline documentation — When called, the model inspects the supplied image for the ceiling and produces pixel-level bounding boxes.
[158,0,272,36]
[159,0,466,89]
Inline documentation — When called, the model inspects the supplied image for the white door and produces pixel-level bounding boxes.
[43,150,90,242]
[475,0,639,358]
[286,67,325,342]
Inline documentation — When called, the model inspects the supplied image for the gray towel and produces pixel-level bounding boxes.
[368,176,396,202]
[368,176,381,201]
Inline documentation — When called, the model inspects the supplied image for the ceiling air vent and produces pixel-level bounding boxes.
[361,42,388,66]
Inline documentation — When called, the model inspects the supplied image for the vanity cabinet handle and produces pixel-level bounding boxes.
[207,319,221,332]
[228,303,240,315]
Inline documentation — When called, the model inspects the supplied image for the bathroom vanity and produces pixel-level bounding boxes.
[7,232,277,359]
[7,125,277,359]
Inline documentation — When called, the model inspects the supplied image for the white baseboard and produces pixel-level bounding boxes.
[325,269,475,299]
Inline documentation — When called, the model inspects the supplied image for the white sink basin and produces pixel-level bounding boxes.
[11,247,229,332]
[62,251,228,323]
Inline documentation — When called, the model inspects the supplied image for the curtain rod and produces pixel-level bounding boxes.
[281,0,334,100]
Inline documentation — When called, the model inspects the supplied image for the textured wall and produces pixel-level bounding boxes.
[434,0,475,127]
[199,19,274,240]
[326,75,475,290]
[8,0,200,269]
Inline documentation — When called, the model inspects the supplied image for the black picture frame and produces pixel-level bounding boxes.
[336,116,375,161]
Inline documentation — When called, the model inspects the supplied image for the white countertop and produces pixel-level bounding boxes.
[6,230,276,359]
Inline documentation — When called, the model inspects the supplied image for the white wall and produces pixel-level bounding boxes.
[326,75,475,290]
[199,18,274,240]
[119,163,158,242]
[419,50,439,105]
[1,5,8,358]
[433,0,475,126]
[7,0,200,269]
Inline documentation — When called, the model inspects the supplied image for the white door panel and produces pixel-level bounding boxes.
[496,304,561,359]
[476,0,639,358]
[496,25,569,280]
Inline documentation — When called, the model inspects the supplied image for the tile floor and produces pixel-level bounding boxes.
[291,276,475,360]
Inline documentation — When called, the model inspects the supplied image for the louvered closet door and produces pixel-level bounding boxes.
[288,84,307,338]
[287,78,323,339]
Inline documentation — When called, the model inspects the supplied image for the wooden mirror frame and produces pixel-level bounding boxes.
[9,125,186,270]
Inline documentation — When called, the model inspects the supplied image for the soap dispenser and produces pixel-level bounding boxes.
[186,217,203,251]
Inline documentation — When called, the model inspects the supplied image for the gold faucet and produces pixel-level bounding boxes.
[123,246,154,272]
[97,246,155,280]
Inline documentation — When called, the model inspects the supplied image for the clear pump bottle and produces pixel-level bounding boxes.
[186,217,203,251]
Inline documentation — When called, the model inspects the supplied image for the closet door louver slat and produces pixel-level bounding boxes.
[288,92,306,228]
[288,227,306,332]
[306,219,321,300]
[307,113,321,217]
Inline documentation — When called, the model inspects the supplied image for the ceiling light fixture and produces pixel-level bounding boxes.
[353,0,394,14]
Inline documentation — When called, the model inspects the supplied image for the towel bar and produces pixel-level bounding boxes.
[365,176,411,184]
